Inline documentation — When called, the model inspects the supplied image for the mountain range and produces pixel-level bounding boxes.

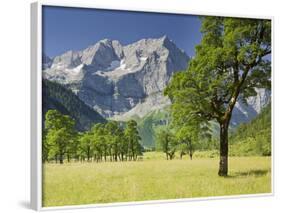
[43,36,189,119]
[43,35,271,130]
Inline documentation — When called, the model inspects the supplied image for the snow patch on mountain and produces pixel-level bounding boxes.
[107,60,120,70]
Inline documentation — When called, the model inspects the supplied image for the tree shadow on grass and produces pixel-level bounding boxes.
[225,169,270,178]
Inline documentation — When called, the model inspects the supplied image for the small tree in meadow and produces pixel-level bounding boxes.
[125,120,142,161]
[156,129,177,160]
[79,132,93,161]
[45,110,76,164]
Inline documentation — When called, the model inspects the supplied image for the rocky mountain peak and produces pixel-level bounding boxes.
[43,36,189,118]
[42,52,52,69]
[52,50,81,69]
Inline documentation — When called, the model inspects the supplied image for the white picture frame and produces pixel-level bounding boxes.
[31,1,274,210]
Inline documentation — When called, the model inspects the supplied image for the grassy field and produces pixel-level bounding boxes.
[42,153,271,207]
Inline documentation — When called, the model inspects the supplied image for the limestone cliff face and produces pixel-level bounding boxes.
[43,36,189,118]
[231,88,271,125]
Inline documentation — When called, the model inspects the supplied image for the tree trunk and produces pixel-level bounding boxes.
[218,121,229,176]
[59,153,63,164]
[189,146,193,160]
[87,146,90,162]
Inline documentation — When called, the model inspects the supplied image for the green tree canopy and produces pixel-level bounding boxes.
[79,132,93,161]
[156,128,177,160]
[125,120,142,161]
[45,110,76,164]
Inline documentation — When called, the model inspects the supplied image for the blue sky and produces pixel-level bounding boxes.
[43,6,202,58]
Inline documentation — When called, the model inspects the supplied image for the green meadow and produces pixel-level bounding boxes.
[43,153,271,207]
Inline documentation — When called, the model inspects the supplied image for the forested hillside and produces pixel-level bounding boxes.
[137,110,170,149]
[42,80,106,131]
[229,103,271,156]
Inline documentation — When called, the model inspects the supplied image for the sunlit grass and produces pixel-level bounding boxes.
[42,153,271,207]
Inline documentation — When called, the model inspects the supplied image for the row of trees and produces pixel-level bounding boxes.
[156,121,211,160]
[43,110,143,164]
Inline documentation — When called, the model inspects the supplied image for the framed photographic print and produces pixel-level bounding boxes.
[31,1,273,210]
